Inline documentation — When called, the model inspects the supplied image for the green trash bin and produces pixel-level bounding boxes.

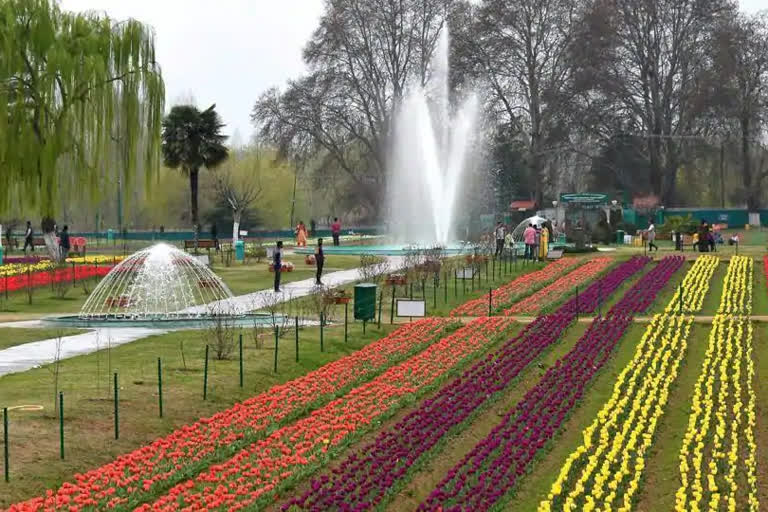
[235,240,245,261]
[354,283,377,321]
[107,229,114,242]
[615,230,625,244]
[0,244,3,265]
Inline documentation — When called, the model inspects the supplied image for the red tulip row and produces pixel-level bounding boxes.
[8,318,456,512]
[449,258,583,317]
[505,258,613,315]
[0,265,111,294]
[138,317,515,511]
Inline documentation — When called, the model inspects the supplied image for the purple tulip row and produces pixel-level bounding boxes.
[282,256,651,512]
[418,255,684,511]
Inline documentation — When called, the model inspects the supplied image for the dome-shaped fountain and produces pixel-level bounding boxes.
[79,243,240,320]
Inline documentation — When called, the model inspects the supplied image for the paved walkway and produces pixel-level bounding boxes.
[0,257,403,377]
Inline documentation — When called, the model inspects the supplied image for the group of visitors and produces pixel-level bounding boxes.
[277,218,341,292]
[650,220,735,253]
[522,223,549,261]
[272,237,326,293]
[295,218,342,247]
[491,221,549,261]
[20,220,70,258]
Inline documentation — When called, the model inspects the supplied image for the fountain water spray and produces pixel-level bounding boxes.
[387,28,479,244]
[79,243,240,320]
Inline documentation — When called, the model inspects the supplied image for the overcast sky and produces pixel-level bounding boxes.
[60,0,765,143]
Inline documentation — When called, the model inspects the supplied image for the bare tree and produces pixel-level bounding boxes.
[214,149,263,243]
[567,0,729,204]
[706,11,768,209]
[252,0,454,218]
[451,0,577,206]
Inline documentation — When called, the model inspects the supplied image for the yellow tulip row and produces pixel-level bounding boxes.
[0,261,55,277]
[539,255,720,512]
[675,256,757,512]
[65,255,125,264]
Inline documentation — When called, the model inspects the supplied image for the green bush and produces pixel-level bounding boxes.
[659,215,698,235]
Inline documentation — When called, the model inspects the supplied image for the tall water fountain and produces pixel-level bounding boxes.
[387,28,479,245]
[79,243,240,320]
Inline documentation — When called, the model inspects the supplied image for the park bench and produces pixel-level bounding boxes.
[183,239,217,253]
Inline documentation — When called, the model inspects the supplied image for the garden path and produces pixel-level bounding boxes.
[0,256,404,377]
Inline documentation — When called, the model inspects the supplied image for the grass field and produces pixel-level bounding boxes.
[1,250,767,510]
[0,328,84,351]
[0,321,398,507]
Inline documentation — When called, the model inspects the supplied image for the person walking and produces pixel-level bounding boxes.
[273,241,283,292]
[23,221,34,253]
[494,222,505,257]
[331,217,341,246]
[296,221,308,247]
[59,225,71,259]
[523,223,536,260]
[533,225,542,261]
[697,222,709,253]
[315,238,325,285]
[646,222,658,252]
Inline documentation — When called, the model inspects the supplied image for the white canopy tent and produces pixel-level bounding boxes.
[511,215,548,243]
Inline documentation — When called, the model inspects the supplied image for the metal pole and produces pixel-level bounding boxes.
[3,407,8,482]
[238,334,243,388]
[274,327,279,373]
[203,345,209,400]
[158,358,163,417]
[489,288,492,316]
[345,302,349,343]
[390,286,395,324]
[59,392,64,459]
[295,316,299,362]
[454,271,457,298]
[114,372,119,439]
[320,313,324,352]
[378,291,383,329]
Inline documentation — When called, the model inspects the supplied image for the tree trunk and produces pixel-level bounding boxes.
[43,231,61,262]
[190,168,200,251]
[232,210,241,244]
[741,117,758,210]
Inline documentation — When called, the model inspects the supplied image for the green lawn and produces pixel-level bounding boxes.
[0,328,84,351]
[268,258,551,321]
[212,253,362,296]
[0,321,399,507]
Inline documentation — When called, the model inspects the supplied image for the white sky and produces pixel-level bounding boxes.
[60,0,765,142]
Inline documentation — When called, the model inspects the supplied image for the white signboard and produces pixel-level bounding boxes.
[455,267,475,279]
[396,299,426,317]
[239,230,248,236]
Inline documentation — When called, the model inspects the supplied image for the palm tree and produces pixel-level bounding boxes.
[162,104,229,248]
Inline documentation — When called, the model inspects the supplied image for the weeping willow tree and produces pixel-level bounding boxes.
[0,0,165,259]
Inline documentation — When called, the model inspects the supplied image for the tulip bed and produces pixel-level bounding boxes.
[450,258,583,317]
[0,261,55,277]
[137,317,515,511]
[0,265,112,294]
[674,256,757,511]
[539,255,720,512]
[504,258,613,315]
[416,256,684,512]
[283,256,654,511]
[9,318,456,511]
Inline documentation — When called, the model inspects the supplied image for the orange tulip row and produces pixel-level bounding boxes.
[505,258,613,315]
[138,317,515,511]
[449,258,583,317]
[9,318,456,512]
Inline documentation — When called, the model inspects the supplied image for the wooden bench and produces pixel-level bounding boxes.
[183,239,217,252]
